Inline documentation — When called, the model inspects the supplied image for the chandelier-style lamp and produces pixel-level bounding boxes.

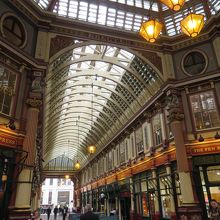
[160,0,185,11]
[139,19,163,43]
[180,13,204,38]
[75,160,80,170]
[87,145,96,154]
[65,175,70,179]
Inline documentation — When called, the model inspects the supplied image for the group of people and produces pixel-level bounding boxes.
[46,206,68,220]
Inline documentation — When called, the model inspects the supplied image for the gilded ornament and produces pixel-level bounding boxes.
[26,98,42,108]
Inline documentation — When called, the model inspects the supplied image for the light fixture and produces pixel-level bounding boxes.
[87,83,96,154]
[214,132,220,139]
[198,134,204,142]
[65,175,70,179]
[87,145,96,154]
[74,117,81,170]
[180,13,204,38]
[75,160,80,170]
[0,119,16,130]
[139,19,163,43]
[160,0,185,11]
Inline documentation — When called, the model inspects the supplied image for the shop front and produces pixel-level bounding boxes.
[193,154,220,219]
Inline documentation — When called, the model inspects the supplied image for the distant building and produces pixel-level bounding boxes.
[41,178,74,209]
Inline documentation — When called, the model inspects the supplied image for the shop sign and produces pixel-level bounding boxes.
[0,134,17,147]
[191,145,220,155]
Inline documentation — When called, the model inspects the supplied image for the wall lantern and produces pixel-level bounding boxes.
[160,0,185,11]
[139,19,163,43]
[180,13,204,37]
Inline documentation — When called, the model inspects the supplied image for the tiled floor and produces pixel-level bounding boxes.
[40,214,69,220]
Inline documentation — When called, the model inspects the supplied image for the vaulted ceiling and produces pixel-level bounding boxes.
[30,0,220,170]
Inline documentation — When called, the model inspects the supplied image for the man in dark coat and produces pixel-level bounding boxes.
[46,206,51,220]
[80,204,99,220]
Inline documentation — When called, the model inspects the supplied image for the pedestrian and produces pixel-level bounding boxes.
[46,206,51,220]
[80,204,99,220]
[209,199,220,220]
[62,206,68,220]
[54,206,58,220]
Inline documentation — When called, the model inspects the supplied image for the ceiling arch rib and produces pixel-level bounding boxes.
[46,69,140,113]
[44,44,164,168]
[45,121,108,151]
[44,112,113,140]
[44,103,120,141]
[45,88,132,123]
[46,81,133,123]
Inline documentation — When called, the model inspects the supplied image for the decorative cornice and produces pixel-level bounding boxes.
[26,98,42,108]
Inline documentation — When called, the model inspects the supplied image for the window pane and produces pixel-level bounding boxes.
[190,91,220,130]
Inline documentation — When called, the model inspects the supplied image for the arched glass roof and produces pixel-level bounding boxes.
[44,43,163,168]
[33,0,220,36]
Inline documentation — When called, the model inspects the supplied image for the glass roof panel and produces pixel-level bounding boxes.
[44,44,164,167]
[33,0,219,37]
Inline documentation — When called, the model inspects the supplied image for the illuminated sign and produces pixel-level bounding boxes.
[0,135,17,147]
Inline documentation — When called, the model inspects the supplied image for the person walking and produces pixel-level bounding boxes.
[209,199,220,220]
[62,206,68,220]
[80,204,99,220]
[46,206,51,220]
[53,206,58,220]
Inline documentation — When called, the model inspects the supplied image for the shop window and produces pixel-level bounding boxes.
[152,114,162,145]
[190,91,220,130]
[198,165,220,218]
[0,66,16,115]
[135,126,144,153]
[1,14,26,48]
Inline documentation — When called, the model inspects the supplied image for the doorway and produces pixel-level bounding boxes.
[194,165,220,219]
[120,197,131,220]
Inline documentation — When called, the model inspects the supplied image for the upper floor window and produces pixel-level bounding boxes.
[108,151,113,170]
[0,66,16,115]
[135,126,144,153]
[190,91,220,130]
[1,14,26,48]
[50,178,53,185]
[120,140,126,164]
[152,114,163,145]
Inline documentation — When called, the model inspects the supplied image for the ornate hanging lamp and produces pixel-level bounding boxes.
[180,13,204,37]
[160,0,185,11]
[87,83,96,155]
[74,117,81,170]
[75,160,80,169]
[87,145,96,154]
[139,19,163,43]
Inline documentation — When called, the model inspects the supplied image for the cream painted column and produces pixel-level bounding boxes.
[165,165,176,214]
[152,169,160,214]
[130,178,134,212]
[213,37,220,67]
[15,98,42,210]
[158,52,175,81]
[118,198,122,220]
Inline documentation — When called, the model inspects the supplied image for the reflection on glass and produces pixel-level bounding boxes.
[207,166,220,182]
